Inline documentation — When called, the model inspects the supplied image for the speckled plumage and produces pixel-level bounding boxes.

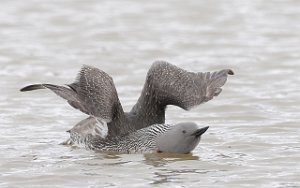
[87,124,172,153]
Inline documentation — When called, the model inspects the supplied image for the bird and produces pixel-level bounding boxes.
[68,119,209,154]
[20,61,233,153]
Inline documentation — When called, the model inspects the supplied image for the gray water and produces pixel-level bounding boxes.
[1,0,300,187]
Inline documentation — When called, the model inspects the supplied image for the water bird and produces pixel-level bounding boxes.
[20,61,233,153]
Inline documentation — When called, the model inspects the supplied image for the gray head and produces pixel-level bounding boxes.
[155,122,209,153]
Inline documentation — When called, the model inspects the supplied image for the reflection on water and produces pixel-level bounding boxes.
[143,152,199,167]
[1,0,300,187]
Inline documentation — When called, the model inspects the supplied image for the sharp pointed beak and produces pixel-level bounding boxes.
[191,126,209,138]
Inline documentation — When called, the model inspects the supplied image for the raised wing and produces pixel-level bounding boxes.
[21,83,89,115]
[21,65,130,137]
[130,61,234,129]
[71,65,121,122]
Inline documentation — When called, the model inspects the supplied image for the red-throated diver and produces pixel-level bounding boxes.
[20,61,233,153]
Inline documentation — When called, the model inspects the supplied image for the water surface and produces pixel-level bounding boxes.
[0,0,299,187]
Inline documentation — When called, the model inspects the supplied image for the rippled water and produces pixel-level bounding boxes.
[1,0,300,187]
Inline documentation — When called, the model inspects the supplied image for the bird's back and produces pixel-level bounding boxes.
[80,123,172,153]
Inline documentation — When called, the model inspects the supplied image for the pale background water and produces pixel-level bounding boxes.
[0,0,299,187]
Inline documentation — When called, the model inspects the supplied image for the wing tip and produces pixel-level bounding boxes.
[20,84,45,92]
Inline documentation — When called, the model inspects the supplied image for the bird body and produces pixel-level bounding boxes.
[86,123,172,153]
[67,121,208,154]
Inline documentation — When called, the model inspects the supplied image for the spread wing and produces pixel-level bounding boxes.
[20,65,129,137]
[130,61,234,129]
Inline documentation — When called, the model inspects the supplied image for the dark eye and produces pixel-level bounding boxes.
[182,130,186,134]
